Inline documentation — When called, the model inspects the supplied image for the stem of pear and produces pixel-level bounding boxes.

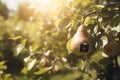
[82,10,98,25]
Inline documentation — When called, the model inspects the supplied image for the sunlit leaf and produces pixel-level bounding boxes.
[52,32,58,37]
[101,36,108,47]
[58,18,71,30]
[66,38,72,54]
[95,39,103,49]
[84,17,90,26]
[34,67,52,75]
[21,39,27,46]
[32,45,39,51]
[110,15,120,27]
[91,51,104,63]
[24,55,31,62]
[102,52,108,57]
[27,59,36,70]
[15,39,27,56]
[21,67,28,74]
[117,56,120,66]
[0,65,7,70]
[16,44,24,56]
[9,36,22,40]
[44,50,51,56]
[0,61,6,65]
[61,57,67,62]
[4,74,11,80]
[91,5,104,11]
[0,61,7,70]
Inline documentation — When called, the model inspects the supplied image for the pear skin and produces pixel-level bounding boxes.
[103,39,120,57]
[70,25,91,56]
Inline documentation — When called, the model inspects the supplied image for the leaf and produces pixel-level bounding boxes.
[91,51,103,63]
[32,45,39,51]
[21,67,28,74]
[0,65,7,70]
[84,17,91,26]
[15,39,27,56]
[34,67,52,75]
[58,18,71,30]
[16,44,24,56]
[21,39,27,46]
[109,30,118,37]
[4,74,11,80]
[66,38,72,54]
[24,56,31,62]
[110,15,120,27]
[91,5,104,11]
[27,59,36,70]
[9,36,22,40]
[101,36,108,47]
[95,39,103,49]
[0,61,7,70]
[0,61,6,65]
[44,50,51,56]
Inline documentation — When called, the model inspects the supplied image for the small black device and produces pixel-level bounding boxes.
[79,42,89,52]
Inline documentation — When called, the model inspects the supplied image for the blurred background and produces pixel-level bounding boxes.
[0,0,120,80]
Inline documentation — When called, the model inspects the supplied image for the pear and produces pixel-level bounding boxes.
[39,57,51,67]
[52,64,61,74]
[103,35,120,57]
[70,24,91,56]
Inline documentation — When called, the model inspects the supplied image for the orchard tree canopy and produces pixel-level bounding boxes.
[0,0,120,80]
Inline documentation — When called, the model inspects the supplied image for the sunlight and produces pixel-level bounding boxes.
[31,0,63,21]
[38,0,50,7]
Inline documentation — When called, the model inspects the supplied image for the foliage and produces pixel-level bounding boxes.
[0,0,120,80]
[0,1,9,19]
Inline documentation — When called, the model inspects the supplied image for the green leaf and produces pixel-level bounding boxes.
[58,18,71,30]
[21,39,27,46]
[66,38,72,54]
[4,74,11,80]
[16,44,24,56]
[27,59,36,70]
[96,39,103,49]
[101,36,108,47]
[109,30,118,37]
[34,67,51,75]
[0,61,6,65]
[15,39,27,56]
[0,65,7,70]
[21,67,28,75]
[0,61,7,70]
[9,36,22,40]
[91,51,104,63]
[32,45,39,51]
[110,15,120,27]
[91,5,104,11]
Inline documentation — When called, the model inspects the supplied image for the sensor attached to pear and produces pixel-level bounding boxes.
[80,42,89,52]
[70,24,91,56]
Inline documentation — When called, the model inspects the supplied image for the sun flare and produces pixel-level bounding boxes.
[27,0,64,21]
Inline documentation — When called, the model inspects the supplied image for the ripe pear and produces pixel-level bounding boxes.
[39,57,51,67]
[103,35,120,57]
[52,64,61,74]
[70,24,91,56]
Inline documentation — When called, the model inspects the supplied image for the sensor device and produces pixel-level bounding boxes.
[80,43,89,52]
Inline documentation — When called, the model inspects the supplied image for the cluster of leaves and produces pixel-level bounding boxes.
[0,0,120,80]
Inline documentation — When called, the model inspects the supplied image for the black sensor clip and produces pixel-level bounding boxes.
[80,43,89,52]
